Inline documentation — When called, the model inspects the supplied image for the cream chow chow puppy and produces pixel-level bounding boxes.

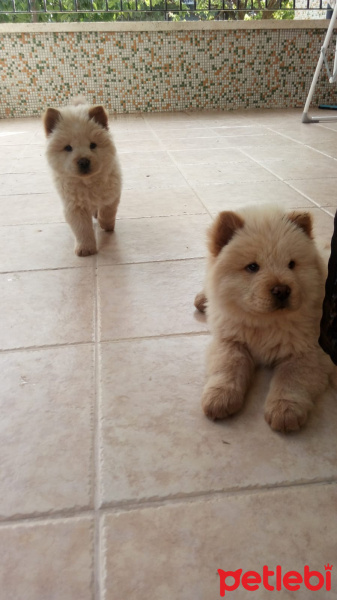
[195,204,335,433]
[43,98,121,256]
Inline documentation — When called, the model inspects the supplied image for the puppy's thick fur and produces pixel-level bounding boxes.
[195,205,335,433]
[44,98,122,256]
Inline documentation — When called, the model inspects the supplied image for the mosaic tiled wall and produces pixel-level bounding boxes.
[294,0,326,19]
[1,28,336,117]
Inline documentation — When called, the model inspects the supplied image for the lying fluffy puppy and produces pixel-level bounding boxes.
[43,97,121,256]
[195,205,335,433]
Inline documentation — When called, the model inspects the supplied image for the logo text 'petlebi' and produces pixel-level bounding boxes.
[218,565,333,596]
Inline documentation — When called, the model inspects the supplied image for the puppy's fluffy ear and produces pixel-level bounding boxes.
[208,211,244,257]
[88,106,109,130]
[43,108,61,136]
[287,211,313,239]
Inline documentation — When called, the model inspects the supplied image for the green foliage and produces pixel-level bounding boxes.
[0,0,295,21]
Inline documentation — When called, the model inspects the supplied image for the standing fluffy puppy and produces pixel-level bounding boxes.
[195,205,335,433]
[44,98,122,256]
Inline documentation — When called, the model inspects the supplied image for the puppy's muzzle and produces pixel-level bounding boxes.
[271,284,291,309]
[77,157,91,175]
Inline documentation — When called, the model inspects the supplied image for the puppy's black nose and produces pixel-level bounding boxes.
[271,285,291,302]
[78,157,90,173]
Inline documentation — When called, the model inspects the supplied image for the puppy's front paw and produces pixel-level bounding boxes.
[202,386,244,420]
[100,223,115,232]
[75,245,97,257]
[265,399,308,433]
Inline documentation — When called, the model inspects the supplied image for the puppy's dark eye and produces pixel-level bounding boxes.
[288,260,296,270]
[64,145,72,152]
[90,142,97,150]
[246,263,260,273]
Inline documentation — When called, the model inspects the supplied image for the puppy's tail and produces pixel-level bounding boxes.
[194,291,207,313]
[71,95,87,107]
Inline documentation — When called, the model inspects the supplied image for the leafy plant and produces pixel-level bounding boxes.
[0,0,295,21]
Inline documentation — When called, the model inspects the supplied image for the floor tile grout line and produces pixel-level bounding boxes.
[321,207,335,217]
[0,339,94,354]
[0,265,94,275]
[263,123,337,164]
[0,339,95,355]
[115,212,208,219]
[93,249,101,600]
[146,123,215,220]
[0,212,208,228]
[226,146,286,184]
[238,147,335,214]
[0,256,207,276]
[317,123,337,134]
[97,256,207,268]
[0,508,95,527]
[166,152,215,220]
[98,331,210,344]
[141,127,282,137]
[0,330,209,355]
[98,477,337,513]
[0,221,66,227]
[302,145,337,163]
[1,478,336,527]
[283,181,333,211]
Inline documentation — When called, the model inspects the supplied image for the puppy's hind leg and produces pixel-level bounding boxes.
[98,202,119,232]
[65,206,97,256]
[202,339,255,420]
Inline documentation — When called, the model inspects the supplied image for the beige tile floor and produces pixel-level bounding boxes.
[0,108,337,599]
